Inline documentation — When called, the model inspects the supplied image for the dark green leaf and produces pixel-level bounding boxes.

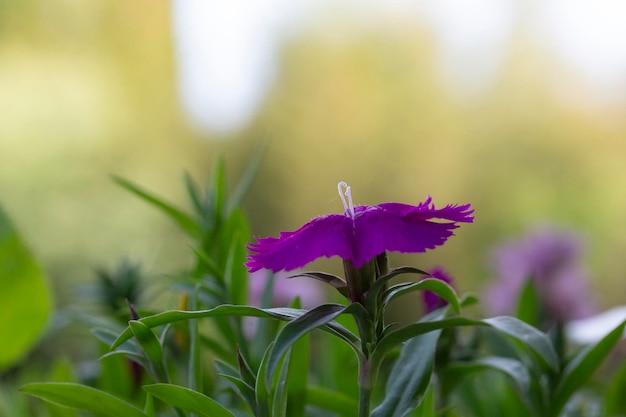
[20,382,147,417]
[484,316,559,373]
[129,320,168,382]
[382,278,461,314]
[365,267,430,312]
[288,272,348,298]
[371,329,440,417]
[111,305,360,353]
[255,344,273,417]
[272,350,291,417]
[444,357,533,414]
[143,383,235,417]
[552,319,626,416]
[266,303,364,386]
[286,330,309,417]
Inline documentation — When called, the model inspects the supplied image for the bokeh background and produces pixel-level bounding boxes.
[2,0,626,338]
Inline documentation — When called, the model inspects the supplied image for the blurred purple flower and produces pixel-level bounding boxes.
[485,226,596,322]
[248,269,326,309]
[423,267,454,314]
[246,182,473,272]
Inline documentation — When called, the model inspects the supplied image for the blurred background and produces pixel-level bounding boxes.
[2,0,626,329]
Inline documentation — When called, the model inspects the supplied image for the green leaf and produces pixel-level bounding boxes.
[306,386,358,417]
[552,319,626,416]
[223,210,250,305]
[444,357,533,414]
[255,344,273,417]
[288,272,348,298]
[20,382,147,417]
[373,316,478,366]
[605,360,626,416]
[111,305,360,352]
[272,350,291,417]
[0,203,51,370]
[129,320,168,382]
[216,358,257,410]
[371,329,440,417]
[515,279,541,326]
[483,316,559,373]
[411,383,435,417]
[183,171,204,216]
[229,145,265,211]
[112,175,200,238]
[365,266,430,311]
[286,330,309,417]
[143,383,235,417]
[446,357,530,394]
[382,278,461,314]
[266,303,364,386]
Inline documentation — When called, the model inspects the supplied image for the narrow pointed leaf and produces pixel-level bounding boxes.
[111,305,360,352]
[484,316,559,373]
[266,303,364,386]
[143,383,235,417]
[272,350,291,417]
[20,383,147,417]
[552,319,626,415]
[288,272,348,297]
[229,145,265,211]
[286,331,309,417]
[371,330,440,417]
[112,175,200,237]
[382,278,461,313]
[365,266,430,309]
[129,320,167,382]
[255,344,273,417]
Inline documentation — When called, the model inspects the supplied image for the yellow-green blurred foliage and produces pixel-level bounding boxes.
[2,1,625,313]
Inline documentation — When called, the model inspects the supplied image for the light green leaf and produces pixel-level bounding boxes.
[112,175,200,238]
[20,382,147,417]
[0,204,51,370]
[143,383,235,417]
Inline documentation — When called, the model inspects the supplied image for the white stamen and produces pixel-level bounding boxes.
[338,181,355,218]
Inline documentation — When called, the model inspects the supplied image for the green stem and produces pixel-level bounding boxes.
[358,359,373,417]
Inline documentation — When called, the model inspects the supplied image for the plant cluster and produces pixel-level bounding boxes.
[11,161,626,417]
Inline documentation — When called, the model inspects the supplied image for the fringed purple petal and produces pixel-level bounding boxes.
[246,196,474,272]
[246,214,354,272]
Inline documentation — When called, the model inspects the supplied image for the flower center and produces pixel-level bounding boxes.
[338,181,355,218]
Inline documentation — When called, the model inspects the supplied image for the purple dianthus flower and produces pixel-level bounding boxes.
[485,226,596,323]
[246,182,473,273]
